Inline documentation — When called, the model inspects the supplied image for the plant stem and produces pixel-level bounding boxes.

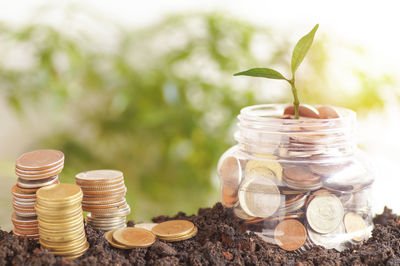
[289,79,300,119]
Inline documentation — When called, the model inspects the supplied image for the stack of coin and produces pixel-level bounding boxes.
[11,149,64,239]
[75,170,130,231]
[151,220,197,242]
[35,184,89,259]
[104,227,156,249]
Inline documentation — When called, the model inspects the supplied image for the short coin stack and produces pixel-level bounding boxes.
[11,150,64,239]
[75,170,130,231]
[35,184,89,259]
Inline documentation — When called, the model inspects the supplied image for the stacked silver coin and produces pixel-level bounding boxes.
[75,170,130,231]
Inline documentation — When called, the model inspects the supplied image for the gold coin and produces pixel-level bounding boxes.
[159,226,198,242]
[36,183,82,202]
[48,241,89,255]
[40,231,86,245]
[38,217,84,229]
[151,220,194,238]
[245,154,282,182]
[113,227,155,248]
[104,230,131,249]
[39,223,84,234]
[344,212,367,242]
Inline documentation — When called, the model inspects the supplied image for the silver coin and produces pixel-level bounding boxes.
[90,205,131,218]
[135,223,158,231]
[306,194,344,234]
[307,223,346,251]
[238,175,281,218]
[17,176,58,189]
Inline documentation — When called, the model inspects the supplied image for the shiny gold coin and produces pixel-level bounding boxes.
[104,230,131,249]
[36,196,82,208]
[159,226,198,242]
[38,217,84,230]
[344,212,367,242]
[40,231,86,245]
[39,223,84,234]
[113,227,155,248]
[36,183,82,202]
[48,240,89,255]
[151,220,194,238]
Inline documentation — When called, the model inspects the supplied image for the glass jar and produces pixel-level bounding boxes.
[217,104,374,252]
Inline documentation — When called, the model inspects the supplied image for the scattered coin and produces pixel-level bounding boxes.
[159,226,198,242]
[104,230,131,249]
[238,175,281,218]
[344,212,367,242]
[306,194,344,234]
[113,227,155,248]
[152,220,194,239]
[274,219,307,251]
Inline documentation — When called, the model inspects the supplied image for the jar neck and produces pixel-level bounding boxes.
[235,104,357,161]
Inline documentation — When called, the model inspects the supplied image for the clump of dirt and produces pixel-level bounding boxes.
[1,204,399,265]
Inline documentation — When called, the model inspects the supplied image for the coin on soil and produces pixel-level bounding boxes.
[238,175,281,218]
[113,227,155,248]
[152,220,194,238]
[344,212,367,242]
[159,226,198,242]
[104,230,131,249]
[306,194,344,234]
[274,219,307,251]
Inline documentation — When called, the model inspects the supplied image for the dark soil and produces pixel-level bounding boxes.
[1,203,400,265]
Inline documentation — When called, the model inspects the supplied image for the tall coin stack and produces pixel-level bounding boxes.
[11,150,64,239]
[35,184,89,259]
[75,170,130,231]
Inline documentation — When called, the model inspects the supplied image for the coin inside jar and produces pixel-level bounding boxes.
[283,104,320,118]
[218,156,241,186]
[245,154,282,182]
[274,219,307,251]
[306,194,344,234]
[238,173,281,218]
[344,212,367,242]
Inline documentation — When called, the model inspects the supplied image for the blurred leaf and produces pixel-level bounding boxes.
[234,68,287,80]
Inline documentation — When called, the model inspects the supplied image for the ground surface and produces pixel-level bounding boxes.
[0,203,399,265]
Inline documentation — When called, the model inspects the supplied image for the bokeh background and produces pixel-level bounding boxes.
[1,0,400,231]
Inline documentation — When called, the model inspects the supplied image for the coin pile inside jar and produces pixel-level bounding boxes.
[75,170,130,231]
[35,184,89,259]
[11,150,64,239]
[219,104,373,252]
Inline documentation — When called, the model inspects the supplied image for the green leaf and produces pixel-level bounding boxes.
[291,24,319,75]
[234,68,287,80]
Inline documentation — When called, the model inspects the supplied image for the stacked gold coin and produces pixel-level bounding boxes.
[75,170,130,231]
[35,184,89,259]
[11,150,64,239]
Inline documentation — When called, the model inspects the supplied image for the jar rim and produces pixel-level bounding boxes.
[239,104,356,124]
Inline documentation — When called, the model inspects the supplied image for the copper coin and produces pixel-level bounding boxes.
[76,176,125,186]
[317,106,340,119]
[15,161,63,175]
[218,156,241,186]
[152,220,194,238]
[15,165,63,180]
[13,185,38,195]
[284,166,320,182]
[78,181,125,191]
[221,184,238,208]
[82,199,127,209]
[80,186,126,196]
[283,104,320,118]
[344,212,367,242]
[274,219,306,251]
[113,227,155,248]
[16,150,64,171]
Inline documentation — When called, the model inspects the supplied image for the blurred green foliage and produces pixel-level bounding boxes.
[0,13,396,220]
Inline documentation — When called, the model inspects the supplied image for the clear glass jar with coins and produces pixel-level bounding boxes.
[217,104,374,252]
